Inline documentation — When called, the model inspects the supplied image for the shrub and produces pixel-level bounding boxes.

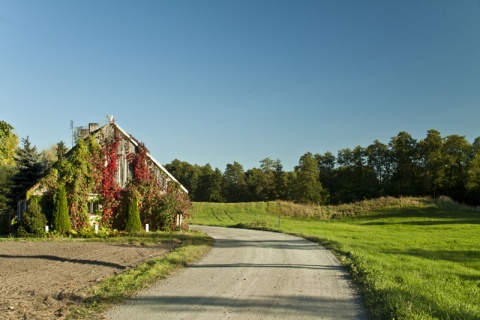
[18,196,47,237]
[53,184,72,234]
[125,192,142,232]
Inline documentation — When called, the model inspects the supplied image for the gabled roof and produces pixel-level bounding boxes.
[107,120,188,193]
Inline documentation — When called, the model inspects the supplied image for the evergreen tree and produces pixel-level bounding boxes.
[334,146,378,203]
[9,137,45,204]
[273,159,289,201]
[53,184,71,234]
[207,168,225,202]
[125,192,142,232]
[316,151,336,198]
[196,164,224,202]
[56,141,68,161]
[18,196,47,237]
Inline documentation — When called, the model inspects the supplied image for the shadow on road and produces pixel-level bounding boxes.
[127,294,368,319]
[189,262,344,271]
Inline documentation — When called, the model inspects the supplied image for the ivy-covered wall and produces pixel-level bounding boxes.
[29,121,191,232]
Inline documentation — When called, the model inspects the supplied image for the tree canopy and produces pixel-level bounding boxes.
[165,129,480,206]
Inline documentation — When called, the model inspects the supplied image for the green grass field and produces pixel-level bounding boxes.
[190,198,480,319]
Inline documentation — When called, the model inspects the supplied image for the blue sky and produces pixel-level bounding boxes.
[1,0,480,171]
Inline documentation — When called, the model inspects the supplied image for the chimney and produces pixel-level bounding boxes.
[89,123,99,133]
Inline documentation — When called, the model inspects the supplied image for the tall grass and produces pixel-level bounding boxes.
[191,198,480,319]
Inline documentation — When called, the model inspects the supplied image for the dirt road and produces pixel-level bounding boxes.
[107,226,369,319]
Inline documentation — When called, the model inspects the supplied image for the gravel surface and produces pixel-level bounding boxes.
[107,226,369,319]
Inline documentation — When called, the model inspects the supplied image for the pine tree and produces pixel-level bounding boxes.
[9,137,45,204]
[125,192,142,232]
[53,184,71,234]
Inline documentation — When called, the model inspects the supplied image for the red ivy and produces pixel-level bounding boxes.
[127,140,153,183]
[101,128,121,225]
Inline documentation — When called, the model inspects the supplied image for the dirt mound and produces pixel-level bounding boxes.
[0,241,170,319]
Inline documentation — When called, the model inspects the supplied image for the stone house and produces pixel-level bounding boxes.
[17,118,187,223]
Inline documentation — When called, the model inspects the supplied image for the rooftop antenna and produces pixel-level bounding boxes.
[70,120,74,148]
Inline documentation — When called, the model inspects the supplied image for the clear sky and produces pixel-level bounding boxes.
[1,0,480,171]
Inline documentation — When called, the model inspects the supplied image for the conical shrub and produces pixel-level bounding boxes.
[53,184,71,234]
[18,196,47,237]
[125,192,142,232]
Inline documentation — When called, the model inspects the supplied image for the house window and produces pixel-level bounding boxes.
[87,197,102,215]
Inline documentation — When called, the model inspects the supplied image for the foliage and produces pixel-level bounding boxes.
[467,152,480,198]
[53,184,72,234]
[0,165,15,233]
[166,129,480,206]
[292,152,327,204]
[100,129,121,225]
[9,137,45,204]
[154,182,192,231]
[62,136,102,228]
[75,226,116,238]
[222,161,248,202]
[0,120,18,167]
[125,192,142,232]
[56,141,68,161]
[17,196,47,237]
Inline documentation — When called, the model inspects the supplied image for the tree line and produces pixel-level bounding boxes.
[165,130,480,206]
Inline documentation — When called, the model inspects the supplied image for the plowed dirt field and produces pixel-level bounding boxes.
[0,241,171,319]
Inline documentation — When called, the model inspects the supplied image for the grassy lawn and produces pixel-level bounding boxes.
[190,198,480,319]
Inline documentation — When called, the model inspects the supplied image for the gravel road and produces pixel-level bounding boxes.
[107,226,369,319]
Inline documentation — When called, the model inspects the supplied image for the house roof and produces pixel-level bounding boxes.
[108,120,188,193]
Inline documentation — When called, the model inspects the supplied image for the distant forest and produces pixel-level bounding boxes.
[165,130,480,206]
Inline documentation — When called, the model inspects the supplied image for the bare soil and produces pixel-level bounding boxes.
[0,240,171,320]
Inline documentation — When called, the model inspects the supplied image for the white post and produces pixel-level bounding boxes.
[94,223,99,234]
[45,226,49,233]
[145,224,149,233]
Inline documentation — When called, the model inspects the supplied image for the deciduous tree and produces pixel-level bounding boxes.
[389,132,420,196]
[418,129,445,197]
[292,152,326,205]
[223,162,247,202]
[0,121,18,167]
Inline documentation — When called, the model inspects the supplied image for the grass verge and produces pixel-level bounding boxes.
[191,198,480,319]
